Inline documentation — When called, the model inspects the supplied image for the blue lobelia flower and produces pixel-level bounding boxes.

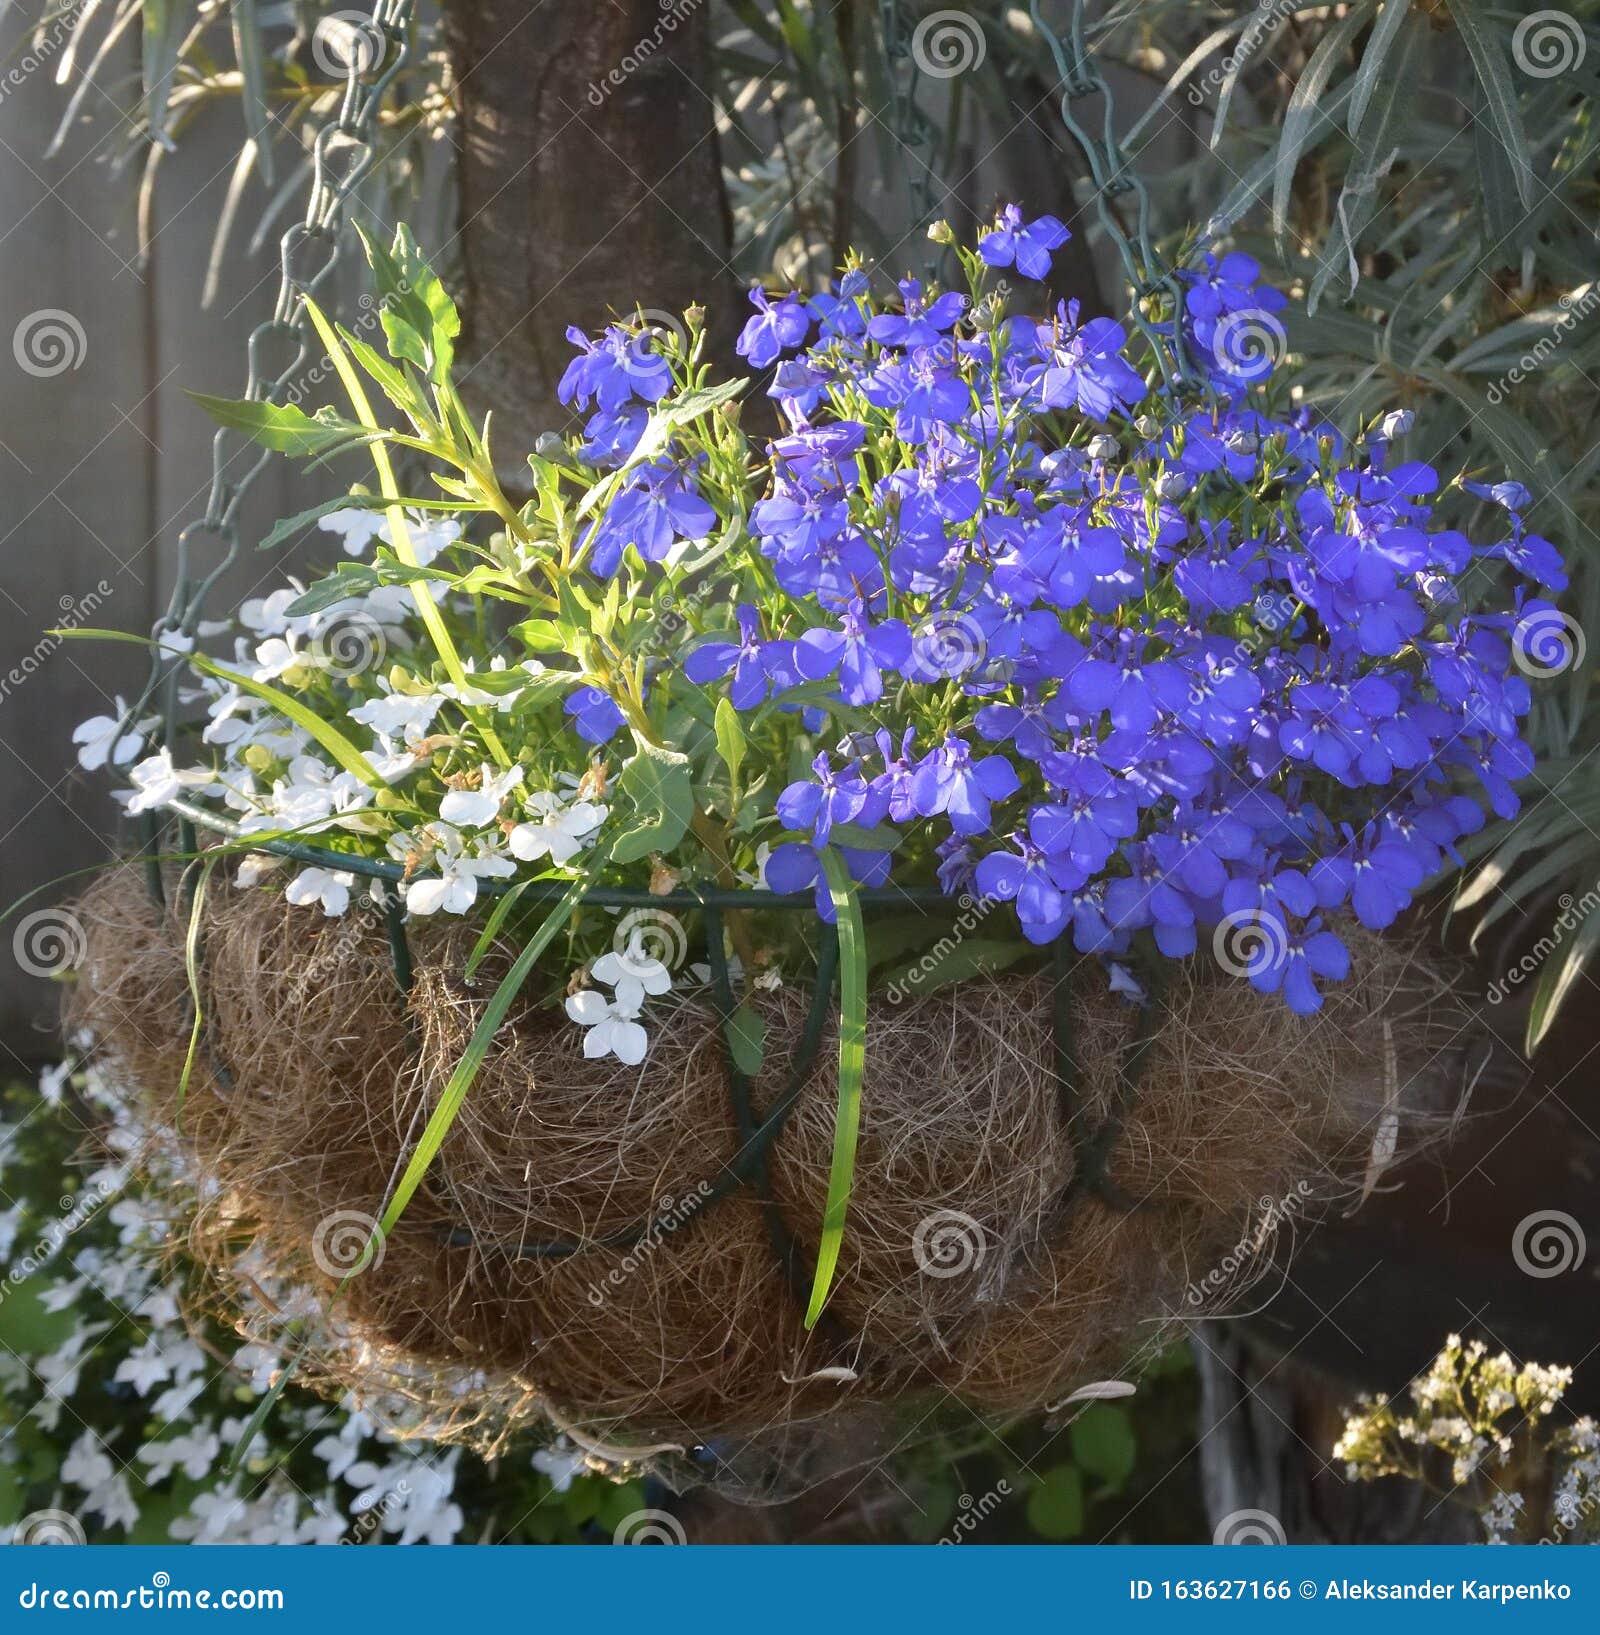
[908,733,1021,836]
[737,287,811,369]
[794,598,912,706]
[764,841,891,922]
[565,686,626,745]
[683,606,779,710]
[978,206,1071,281]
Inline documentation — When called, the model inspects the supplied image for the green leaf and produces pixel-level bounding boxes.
[1348,0,1411,137]
[357,224,461,383]
[231,0,274,183]
[1069,1404,1138,1490]
[512,619,571,655]
[1026,1465,1085,1540]
[141,0,181,146]
[804,849,867,1329]
[714,697,746,795]
[1451,0,1535,208]
[189,392,369,458]
[611,740,695,865]
[825,822,903,853]
[258,496,368,552]
[726,1002,766,1078]
[1526,901,1600,1053]
[1271,2,1374,244]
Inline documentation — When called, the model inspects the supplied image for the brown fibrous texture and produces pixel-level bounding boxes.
[66,868,1472,1465]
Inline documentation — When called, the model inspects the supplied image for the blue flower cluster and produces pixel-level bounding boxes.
[555,211,1558,1013]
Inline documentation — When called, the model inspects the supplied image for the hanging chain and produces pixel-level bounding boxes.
[1027,0,1196,389]
[147,0,419,745]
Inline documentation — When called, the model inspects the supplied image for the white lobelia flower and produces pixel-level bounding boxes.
[564,987,648,1066]
[284,866,356,916]
[318,506,387,556]
[507,791,608,866]
[118,749,213,816]
[531,1438,588,1493]
[349,686,445,740]
[395,823,515,916]
[385,510,461,567]
[234,852,283,888]
[438,762,524,828]
[239,586,310,638]
[590,940,672,1014]
[250,633,301,682]
[72,697,145,771]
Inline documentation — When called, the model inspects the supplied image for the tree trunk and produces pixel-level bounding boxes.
[441,0,736,473]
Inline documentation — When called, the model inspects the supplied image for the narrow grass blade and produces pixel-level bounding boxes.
[804,850,867,1329]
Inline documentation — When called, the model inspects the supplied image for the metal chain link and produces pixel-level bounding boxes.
[146,0,419,744]
[1027,0,1197,390]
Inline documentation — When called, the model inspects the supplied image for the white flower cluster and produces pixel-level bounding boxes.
[66,510,674,1061]
[0,1056,608,1543]
[1333,1334,1599,1544]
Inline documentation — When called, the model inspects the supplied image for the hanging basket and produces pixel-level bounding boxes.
[67,854,1478,1484]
